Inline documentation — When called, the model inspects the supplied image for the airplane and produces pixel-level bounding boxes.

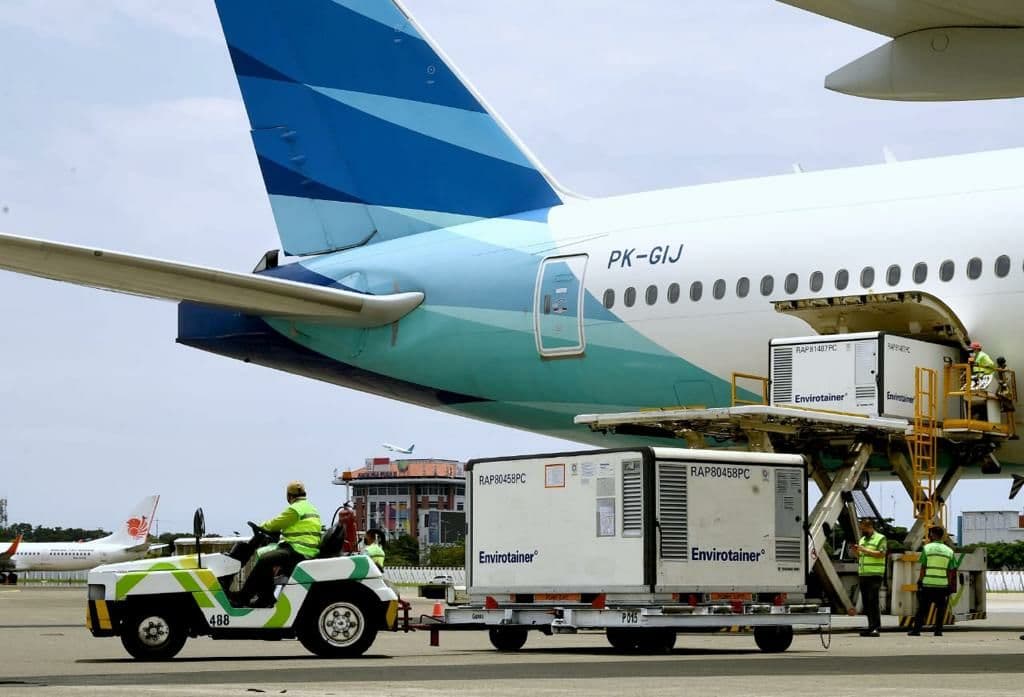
[0,496,160,584]
[383,443,415,455]
[0,0,1022,480]
[0,536,23,584]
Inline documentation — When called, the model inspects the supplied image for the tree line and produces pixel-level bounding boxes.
[1,523,111,543]
[963,540,1024,570]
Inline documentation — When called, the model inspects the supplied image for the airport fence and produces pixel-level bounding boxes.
[17,571,88,585]
[986,570,1024,591]
[384,566,465,585]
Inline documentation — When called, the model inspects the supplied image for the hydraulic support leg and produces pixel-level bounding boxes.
[806,441,873,613]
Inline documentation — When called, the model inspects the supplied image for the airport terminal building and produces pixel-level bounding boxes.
[334,457,465,545]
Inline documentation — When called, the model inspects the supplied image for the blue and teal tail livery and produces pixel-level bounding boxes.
[213,0,563,256]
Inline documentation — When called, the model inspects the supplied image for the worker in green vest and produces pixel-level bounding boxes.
[363,529,386,571]
[908,525,956,637]
[851,518,887,637]
[240,480,322,607]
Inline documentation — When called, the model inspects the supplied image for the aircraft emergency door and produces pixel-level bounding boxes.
[534,255,587,357]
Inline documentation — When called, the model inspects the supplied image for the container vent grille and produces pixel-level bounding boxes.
[772,347,793,403]
[775,538,801,563]
[658,463,688,560]
[622,459,643,538]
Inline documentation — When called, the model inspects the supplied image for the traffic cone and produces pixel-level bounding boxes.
[429,600,444,647]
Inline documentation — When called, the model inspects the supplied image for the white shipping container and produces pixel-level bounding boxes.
[466,447,807,597]
[769,332,960,420]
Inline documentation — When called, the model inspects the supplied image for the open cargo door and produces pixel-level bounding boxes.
[772,291,969,346]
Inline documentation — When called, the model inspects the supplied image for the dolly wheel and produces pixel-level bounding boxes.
[488,627,528,651]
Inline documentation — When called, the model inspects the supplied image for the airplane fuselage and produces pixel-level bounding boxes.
[179,147,1024,468]
[3,541,147,572]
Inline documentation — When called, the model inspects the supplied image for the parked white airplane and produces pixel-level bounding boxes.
[0,496,160,583]
[0,1,1021,478]
[382,443,415,455]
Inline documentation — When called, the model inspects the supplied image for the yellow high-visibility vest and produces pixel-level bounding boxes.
[858,532,887,576]
[920,541,955,588]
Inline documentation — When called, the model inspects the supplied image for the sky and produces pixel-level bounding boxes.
[1,1,1023,536]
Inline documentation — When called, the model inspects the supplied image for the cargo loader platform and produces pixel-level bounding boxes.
[574,355,1010,626]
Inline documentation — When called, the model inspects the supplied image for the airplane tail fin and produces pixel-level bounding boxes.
[1,534,22,562]
[105,496,160,547]
[213,0,564,257]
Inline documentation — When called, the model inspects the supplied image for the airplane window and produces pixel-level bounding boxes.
[966,256,982,280]
[602,289,615,309]
[913,262,927,284]
[690,281,703,301]
[760,275,774,296]
[784,273,798,294]
[809,271,823,292]
[736,277,750,298]
[939,260,955,282]
[712,279,726,299]
[667,282,680,303]
[645,284,658,305]
[860,266,875,288]
[995,255,1010,278]
[835,269,849,291]
[886,265,901,286]
[624,287,636,307]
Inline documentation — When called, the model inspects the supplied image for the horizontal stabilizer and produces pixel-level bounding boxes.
[0,233,423,327]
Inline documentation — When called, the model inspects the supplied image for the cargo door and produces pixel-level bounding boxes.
[534,255,587,357]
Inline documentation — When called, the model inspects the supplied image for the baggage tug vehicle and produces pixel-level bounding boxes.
[85,511,398,660]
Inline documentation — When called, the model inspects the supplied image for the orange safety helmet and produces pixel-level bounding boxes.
[970,341,982,351]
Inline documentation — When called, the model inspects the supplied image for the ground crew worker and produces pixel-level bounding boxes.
[240,481,322,606]
[969,341,996,377]
[908,525,956,637]
[851,518,887,637]
[364,529,385,570]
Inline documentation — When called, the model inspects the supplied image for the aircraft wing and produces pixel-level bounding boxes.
[779,1,1024,100]
[778,0,1024,37]
[0,233,423,328]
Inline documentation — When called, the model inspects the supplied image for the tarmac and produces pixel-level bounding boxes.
[2,587,1023,696]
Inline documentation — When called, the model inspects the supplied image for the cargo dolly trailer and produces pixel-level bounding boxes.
[426,447,829,653]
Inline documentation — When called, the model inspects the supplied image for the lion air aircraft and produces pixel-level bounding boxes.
[0,496,159,582]
[0,1,1022,476]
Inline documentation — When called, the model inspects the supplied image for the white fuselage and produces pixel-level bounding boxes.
[549,147,1024,460]
[5,540,148,572]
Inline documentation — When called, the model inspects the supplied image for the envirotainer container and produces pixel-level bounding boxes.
[466,447,807,597]
[769,332,960,420]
